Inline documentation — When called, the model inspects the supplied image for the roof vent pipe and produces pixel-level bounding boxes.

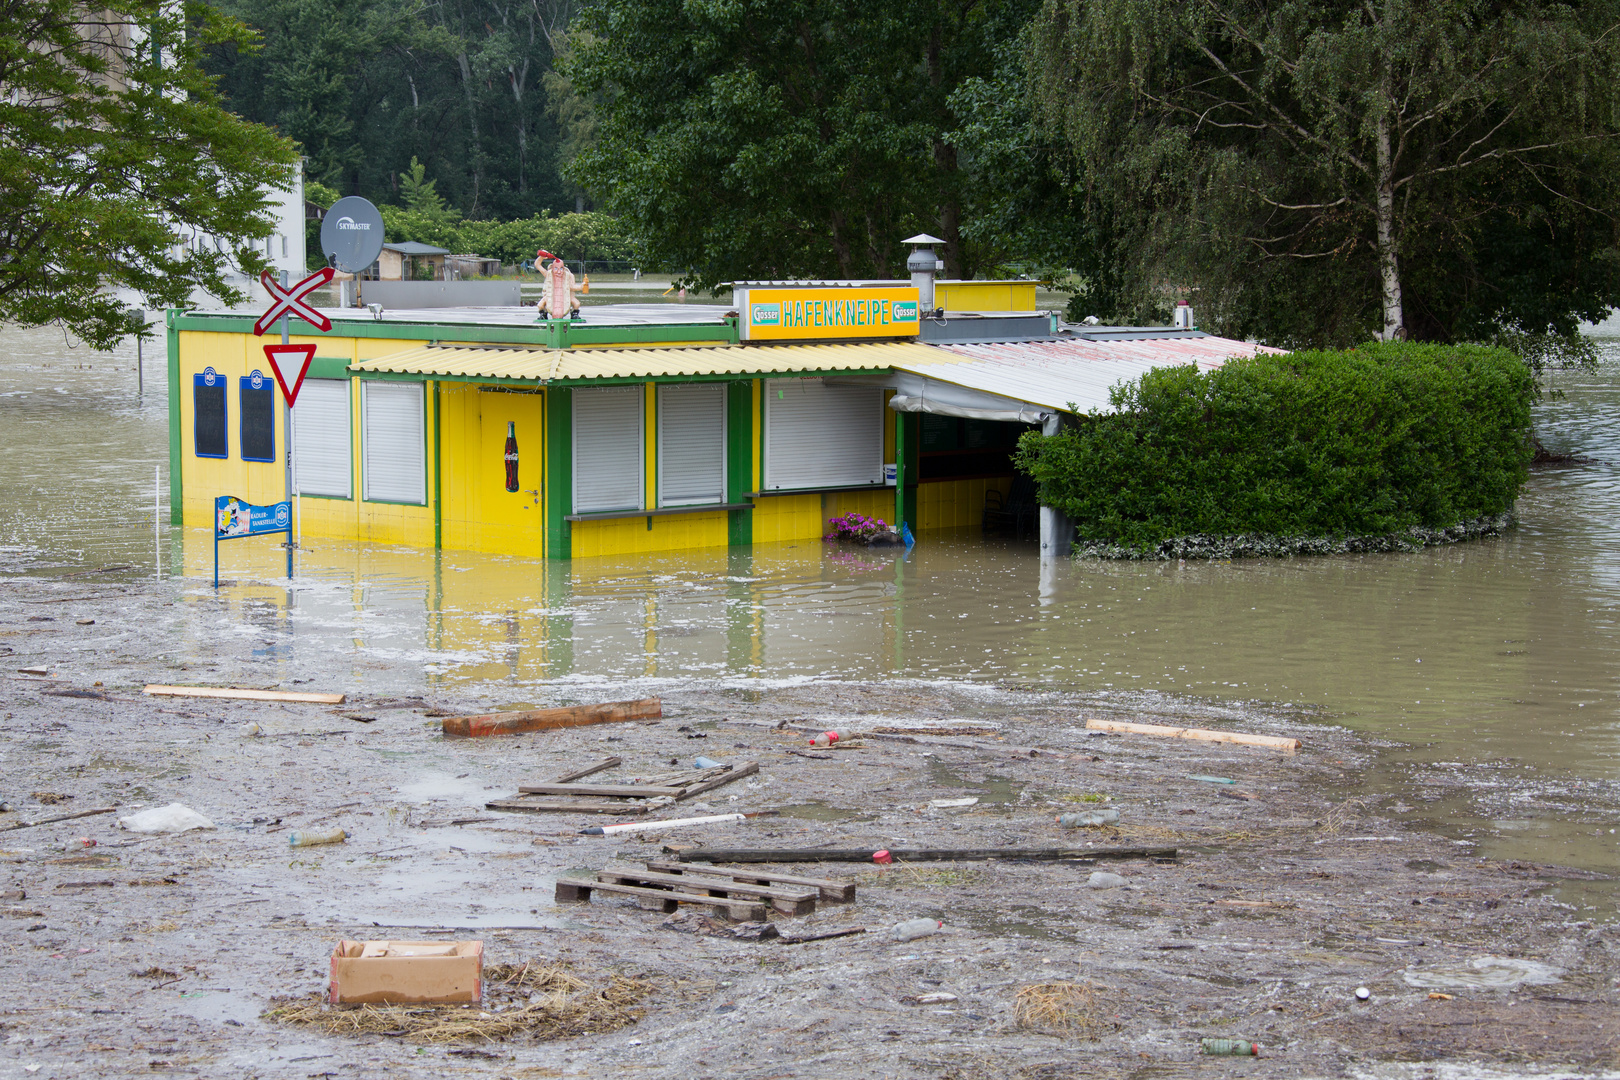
[903,233,946,314]
[1174,300,1193,330]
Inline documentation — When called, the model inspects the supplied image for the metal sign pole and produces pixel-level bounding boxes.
[279,270,294,580]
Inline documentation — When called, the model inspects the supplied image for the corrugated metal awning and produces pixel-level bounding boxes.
[349,341,959,383]
[889,335,1282,414]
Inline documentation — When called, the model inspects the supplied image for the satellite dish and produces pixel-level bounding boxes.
[320,197,385,274]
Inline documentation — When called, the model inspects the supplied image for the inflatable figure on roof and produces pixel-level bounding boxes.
[535,249,587,320]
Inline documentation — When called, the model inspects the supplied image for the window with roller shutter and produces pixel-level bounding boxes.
[658,383,726,506]
[763,380,884,491]
[292,379,352,498]
[361,381,425,504]
[573,385,644,513]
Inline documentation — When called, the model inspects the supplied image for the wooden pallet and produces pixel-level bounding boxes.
[488,759,759,815]
[595,867,818,916]
[553,877,768,921]
[642,859,856,902]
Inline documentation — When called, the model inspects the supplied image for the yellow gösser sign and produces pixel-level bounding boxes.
[733,286,922,341]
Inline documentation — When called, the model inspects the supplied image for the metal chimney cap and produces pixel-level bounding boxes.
[902,233,946,246]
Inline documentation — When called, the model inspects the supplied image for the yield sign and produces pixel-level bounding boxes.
[263,343,318,407]
[254,266,336,336]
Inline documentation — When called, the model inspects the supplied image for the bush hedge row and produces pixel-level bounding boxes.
[1012,343,1535,552]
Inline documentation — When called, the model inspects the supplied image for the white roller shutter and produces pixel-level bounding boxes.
[764,380,883,490]
[292,379,351,498]
[658,383,725,506]
[361,381,425,504]
[573,386,643,513]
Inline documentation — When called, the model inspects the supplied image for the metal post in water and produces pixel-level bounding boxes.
[137,334,143,397]
[154,465,160,580]
[279,270,294,580]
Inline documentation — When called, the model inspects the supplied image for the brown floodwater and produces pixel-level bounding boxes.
[2,321,1617,908]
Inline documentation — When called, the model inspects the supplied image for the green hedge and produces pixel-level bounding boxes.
[377,208,637,267]
[1013,343,1535,551]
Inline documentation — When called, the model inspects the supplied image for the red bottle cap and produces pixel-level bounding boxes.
[872,849,891,864]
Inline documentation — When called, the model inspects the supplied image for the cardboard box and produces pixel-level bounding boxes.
[329,940,483,1004]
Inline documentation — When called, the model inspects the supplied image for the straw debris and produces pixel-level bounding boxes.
[1013,981,1110,1039]
[264,960,651,1044]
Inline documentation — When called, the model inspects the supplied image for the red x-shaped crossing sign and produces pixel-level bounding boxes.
[253,267,336,336]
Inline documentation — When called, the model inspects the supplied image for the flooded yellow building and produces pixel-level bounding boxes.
[167,272,1258,560]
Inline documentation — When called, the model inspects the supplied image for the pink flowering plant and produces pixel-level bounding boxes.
[824,512,889,542]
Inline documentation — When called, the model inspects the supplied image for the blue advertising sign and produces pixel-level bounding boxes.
[213,495,292,586]
[215,496,291,538]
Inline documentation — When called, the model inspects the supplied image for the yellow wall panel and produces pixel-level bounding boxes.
[354,336,430,361]
[914,477,1012,531]
[824,489,893,529]
[749,493,823,543]
[936,281,1037,312]
[570,511,729,558]
[177,330,294,527]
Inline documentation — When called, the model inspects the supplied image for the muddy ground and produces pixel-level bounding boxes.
[0,572,1616,1080]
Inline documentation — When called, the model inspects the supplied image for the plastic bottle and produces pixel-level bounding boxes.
[64,837,96,851]
[810,729,849,748]
[288,827,347,848]
[1057,809,1120,828]
[1200,1039,1259,1056]
[692,756,724,769]
[890,918,942,942]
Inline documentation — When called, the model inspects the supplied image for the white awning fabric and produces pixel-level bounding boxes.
[867,371,1049,423]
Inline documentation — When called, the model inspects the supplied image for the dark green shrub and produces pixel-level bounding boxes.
[1013,343,1534,550]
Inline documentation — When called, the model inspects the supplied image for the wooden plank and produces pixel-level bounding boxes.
[674,761,758,800]
[675,846,1178,864]
[485,798,651,815]
[143,684,345,705]
[643,859,856,902]
[551,756,622,784]
[1085,717,1300,752]
[0,807,117,833]
[514,782,685,798]
[553,878,768,921]
[597,869,816,914]
[442,698,660,738]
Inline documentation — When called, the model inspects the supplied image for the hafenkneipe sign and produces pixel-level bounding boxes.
[733,285,921,341]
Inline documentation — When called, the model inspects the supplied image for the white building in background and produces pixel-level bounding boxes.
[179,161,307,309]
[122,161,308,314]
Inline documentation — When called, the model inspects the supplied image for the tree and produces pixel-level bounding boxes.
[565,0,1039,289]
[207,0,580,219]
[0,0,300,347]
[1030,0,1620,346]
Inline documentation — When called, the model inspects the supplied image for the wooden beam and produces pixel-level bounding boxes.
[484,798,651,815]
[1084,718,1300,751]
[674,762,758,800]
[514,782,685,799]
[550,756,622,784]
[143,685,345,705]
[674,846,1177,864]
[0,806,117,833]
[442,698,661,737]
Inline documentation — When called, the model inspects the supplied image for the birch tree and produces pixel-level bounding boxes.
[1031,0,1620,345]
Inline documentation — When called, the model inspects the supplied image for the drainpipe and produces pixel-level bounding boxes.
[1038,412,1072,557]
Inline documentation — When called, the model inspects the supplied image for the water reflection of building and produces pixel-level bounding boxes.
[167,251,1275,560]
